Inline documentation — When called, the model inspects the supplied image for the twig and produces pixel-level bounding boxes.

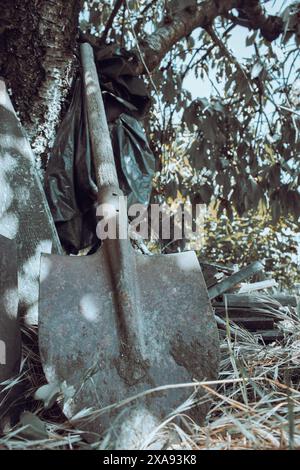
[278,105,300,118]
[134,0,158,35]
[181,25,235,82]
[100,0,125,44]
[205,24,251,90]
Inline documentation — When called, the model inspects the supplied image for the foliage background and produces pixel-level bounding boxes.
[79,1,300,290]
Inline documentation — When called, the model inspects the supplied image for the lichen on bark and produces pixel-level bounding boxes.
[0,0,82,169]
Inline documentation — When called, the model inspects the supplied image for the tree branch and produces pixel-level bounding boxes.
[134,0,158,35]
[100,0,125,44]
[205,24,249,86]
[134,0,285,74]
[230,1,284,41]
[137,0,242,73]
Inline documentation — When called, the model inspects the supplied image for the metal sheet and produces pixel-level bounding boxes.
[0,79,61,325]
[0,234,20,426]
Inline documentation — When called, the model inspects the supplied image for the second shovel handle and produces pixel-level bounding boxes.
[80,42,119,193]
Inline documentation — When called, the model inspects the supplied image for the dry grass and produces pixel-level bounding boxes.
[1,296,300,450]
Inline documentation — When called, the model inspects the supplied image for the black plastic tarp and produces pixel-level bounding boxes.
[45,46,155,254]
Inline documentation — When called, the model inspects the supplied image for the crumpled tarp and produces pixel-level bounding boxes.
[95,45,151,121]
[45,46,155,254]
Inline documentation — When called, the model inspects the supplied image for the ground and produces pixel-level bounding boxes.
[1,294,299,450]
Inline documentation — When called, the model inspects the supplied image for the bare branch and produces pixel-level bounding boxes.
[100,0,125,44]
[134,0,158,35]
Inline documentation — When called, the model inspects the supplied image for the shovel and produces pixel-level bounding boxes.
[38,43,219,445]
[0,234,20,428]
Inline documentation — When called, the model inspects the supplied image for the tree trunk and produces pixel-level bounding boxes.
[0,0,82,167]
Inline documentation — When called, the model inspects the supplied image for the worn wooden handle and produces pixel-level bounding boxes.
[80,42,119,193]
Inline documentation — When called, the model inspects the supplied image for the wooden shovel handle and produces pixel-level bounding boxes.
[80,42,120,194]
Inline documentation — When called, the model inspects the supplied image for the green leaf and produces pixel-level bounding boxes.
[165,179,178,199]
[187,35,195,48]
[271,199,281,224]
[199,116,217,143]
[236,72,249,95]
[251,62,263,79]
[246,176,261,209]
[226,203,234,222]
[188,139,206,170]
[225,75,235,94]
[61,381,76,400]
[19,412,49,440]
[34,383,60,409]
[246,32,257,47]
[269,163,281,188]
[162,68,177,103]
[198,184,213,204]
[182,102,198,132]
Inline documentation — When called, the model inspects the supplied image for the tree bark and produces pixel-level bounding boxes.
[0,0,82,167]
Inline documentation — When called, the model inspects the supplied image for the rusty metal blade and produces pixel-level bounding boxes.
[39,239,219,444]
